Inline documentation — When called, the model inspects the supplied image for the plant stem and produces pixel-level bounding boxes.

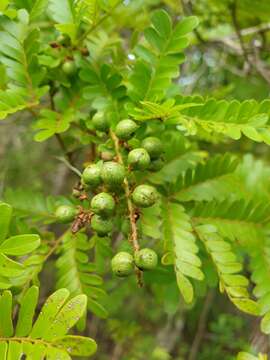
[188,290,215,360]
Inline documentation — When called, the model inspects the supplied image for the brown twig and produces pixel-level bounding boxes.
[188,290,215,360]
[230,1,252,71]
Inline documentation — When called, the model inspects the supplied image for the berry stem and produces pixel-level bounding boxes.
[110,130,143,286]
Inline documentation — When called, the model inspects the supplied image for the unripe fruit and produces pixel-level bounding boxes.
[92,112,109,132]
[128,148,150,170]
[91,214,113,237]
[132,184,158,208]
[115,119,138,140]
[62,60,76,76]
[111,252,134,277]
[135,248,158,270]
[55,205,77,223]
[141,137,163,159]
[82,164,101,188]
[72,188,81,198]
[149,158,165,172]
[101,161,125,187]
[57,34,70,46]
[91,192,115,217]
[101,150,115,161]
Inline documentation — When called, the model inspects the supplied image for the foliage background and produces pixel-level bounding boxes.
[1,0,270,359]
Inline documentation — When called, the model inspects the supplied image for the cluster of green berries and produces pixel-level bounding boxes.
[54,114,163,277]
[111,248,158,277]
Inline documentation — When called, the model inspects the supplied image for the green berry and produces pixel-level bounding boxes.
[57,34,70,46]
[72,188,81,198]
[149,158,164,172]
[92,112,109,132]
[82,164,101,188]
[91,215,113,237]
[62,60,76,76]
[141,137,163,159]
[55,205,77,223]
[91,192,115,217]
[101,161,125,187]
[128,148,150,170]
[111,252,134,277]
[101,150,115,161]
[115,119,138,140]
[135,248,158,270]
[132,184,158,208]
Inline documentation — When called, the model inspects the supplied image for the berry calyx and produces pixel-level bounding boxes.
[101,161,125,187]
[91,192,115,217]
[92,112,109,132]
[62,60,76,76]
[115,119,138,140]
[82,164,101,188]
[111,252,134,277]
[132,184,158,208]
[128,148,150,170]
[91,215,113,237]
[135,248,158,270]
[141,137,163,159]
[55,205,78,223]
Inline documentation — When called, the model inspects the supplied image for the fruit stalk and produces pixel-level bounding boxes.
[110,130,140,252]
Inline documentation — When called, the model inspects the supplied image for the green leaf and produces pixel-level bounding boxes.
[151,10,172,38]
[176,272,194,304]
[196,225,260,315]
[0,234,40,255]
[0,289,97,358]
[53,336,97,357]
[237,353,260,360]
[44,294,87,341]
[261,311,270,334]
[56,232,108,320]
[0,291,13,337]
[30,0,49,21]
[129,13,197,101]
[87,298,108,319]
[31,288,70,339]
[0,203,12,243]
[33,109,76,142]
[162,201,203,303]
[16,286,39,336]
[176,96,270,145]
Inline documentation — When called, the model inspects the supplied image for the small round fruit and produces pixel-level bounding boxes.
[101,150,115,161]
[141,137,163,159]
[101,161,125,187]
[115,119,138,140]
[82,164,101,188]
[57,34,70,46]
[62,60,76,76]
[128,148,150,170]
[111,252,134,277]
[91,215,113,237]
[149,158,165,172]
[135,248,158,270]
[132,184,158,208]
[55,205,77,223]
[91,192,115,217]
[92,112,109,132]
[72,188,81,198]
